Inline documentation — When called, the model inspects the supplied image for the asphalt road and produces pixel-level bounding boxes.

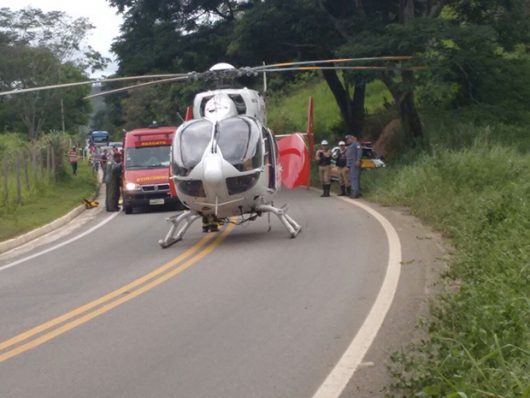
[0,188,394,398]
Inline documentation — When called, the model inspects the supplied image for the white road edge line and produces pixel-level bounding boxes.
[311,194,402,398]
[0,211,121,272]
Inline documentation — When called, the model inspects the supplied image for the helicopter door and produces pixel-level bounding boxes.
[263,128,276,189]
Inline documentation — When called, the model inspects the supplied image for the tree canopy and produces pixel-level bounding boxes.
[0,7,109,138]
[99,0,530,138]
[5,1,526,140]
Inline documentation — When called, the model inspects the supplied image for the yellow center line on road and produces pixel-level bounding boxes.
[0,222,235,363]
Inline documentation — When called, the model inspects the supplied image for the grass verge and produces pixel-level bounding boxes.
[0,161,97,242]
[360,138,530,397]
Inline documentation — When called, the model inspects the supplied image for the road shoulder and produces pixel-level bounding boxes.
[339,200,449,397]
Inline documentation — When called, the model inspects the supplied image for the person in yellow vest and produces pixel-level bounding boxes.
[69,146,78,175]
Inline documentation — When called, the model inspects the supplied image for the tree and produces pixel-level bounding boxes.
[0,7,108,138]
[0,43,62,138]
[41,63,93,132]
[103,0,530,139]
[104,0,253,130]
[230,0,370,135]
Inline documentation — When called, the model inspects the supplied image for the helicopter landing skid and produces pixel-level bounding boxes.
[256,204,301,239]
[159,211,202,248]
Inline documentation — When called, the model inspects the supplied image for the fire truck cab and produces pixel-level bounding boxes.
[122,125,182,214]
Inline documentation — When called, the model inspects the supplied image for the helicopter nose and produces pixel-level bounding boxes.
[202,154,226,197]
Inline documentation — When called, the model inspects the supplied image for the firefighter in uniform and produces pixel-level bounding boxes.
[316,140,332,197]
[333,141,351,196]
[346,134,362,198]
[202,216,219,233]
[105,152,123,212]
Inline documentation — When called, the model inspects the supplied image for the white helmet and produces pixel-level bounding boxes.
[339,141,345,145]
[321,140,328,145]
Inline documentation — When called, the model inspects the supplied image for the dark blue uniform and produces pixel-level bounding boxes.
[346,140,362,198]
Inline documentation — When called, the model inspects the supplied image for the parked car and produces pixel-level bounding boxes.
[330,142,385,181]
[109,142,123,150]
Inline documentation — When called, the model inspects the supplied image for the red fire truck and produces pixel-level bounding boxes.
[121,125,182,214]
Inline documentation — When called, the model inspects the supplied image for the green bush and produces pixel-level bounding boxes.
[363,132,530,396]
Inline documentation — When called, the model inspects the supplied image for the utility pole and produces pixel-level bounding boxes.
[61,99,65,133]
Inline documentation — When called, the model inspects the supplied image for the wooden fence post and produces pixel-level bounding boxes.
[51,146,56,182]
[32,149,38,184]
[22,150,30,191]
[40,148,45,180]
[3,154,8,202]
[47,146,51,180]
[15,151,21,204]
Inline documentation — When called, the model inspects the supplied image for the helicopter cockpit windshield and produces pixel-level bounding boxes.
[172,116,262,177]
[217,117,262,171]
[173,119,213,176]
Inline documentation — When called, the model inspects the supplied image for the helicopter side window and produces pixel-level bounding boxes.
[199,96,213,118]
[172,120,213,176]
[217,117,262,171]
[230,94,247,115]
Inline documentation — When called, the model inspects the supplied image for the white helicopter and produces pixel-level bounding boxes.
[162,66,303,247]
[0,57,422,248]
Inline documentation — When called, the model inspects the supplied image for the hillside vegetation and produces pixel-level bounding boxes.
[268,79,392,139]
[268,76,530,396]
[365,127,530,397]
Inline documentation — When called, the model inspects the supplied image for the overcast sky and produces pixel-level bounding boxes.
[2,0,123,77]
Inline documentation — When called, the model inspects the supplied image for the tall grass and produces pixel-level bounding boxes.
[362,124,530,397]
[267,78,391,139]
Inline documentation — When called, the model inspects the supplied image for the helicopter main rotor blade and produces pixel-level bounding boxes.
[261,65,427,72]
[84,75,191,99]
[0,73,188,97]
[253,56,413,71]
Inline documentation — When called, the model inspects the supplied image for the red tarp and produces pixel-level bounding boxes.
[278,133,310,189]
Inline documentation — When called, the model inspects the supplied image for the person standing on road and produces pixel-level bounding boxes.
[100,149,108,183]
[92,148,101,176]
[316,140,332,197]
[346,134,362,198]
[333,141,351,196]
[105,152,123,212]
[69,146,78,175]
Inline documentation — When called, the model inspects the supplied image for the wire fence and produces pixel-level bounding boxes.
[0,133,76,207]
